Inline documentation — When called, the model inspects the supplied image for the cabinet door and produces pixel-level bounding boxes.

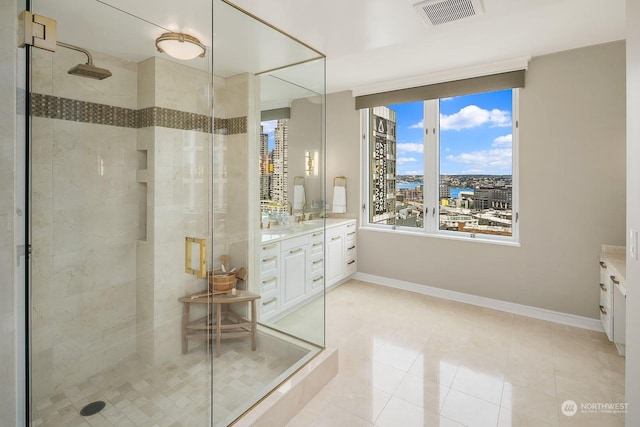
[282,247,307,310]
[326,234,344,285]
[613,278,626,345]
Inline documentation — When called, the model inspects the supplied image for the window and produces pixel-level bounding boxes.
[260,119,289,205]
[364,88,519,243]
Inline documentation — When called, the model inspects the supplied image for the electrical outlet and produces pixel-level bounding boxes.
[631,229,639,261]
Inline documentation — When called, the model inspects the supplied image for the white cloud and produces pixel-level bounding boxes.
[402,170,424,175]
[397,143,424,153]
[397,157,418,164]
[409,120,423,129]
[492,134,512,147]
[461,168,488,174]
[441,97,454,101]
[446,148,512,169]
[260,120,277,134]
[445,147,450,152]
[440,105,511,131]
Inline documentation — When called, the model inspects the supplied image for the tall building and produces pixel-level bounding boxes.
[369,106,396,224]
[271,119,288,205]
[259,127,269,200]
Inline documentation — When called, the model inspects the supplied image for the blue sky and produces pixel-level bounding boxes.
[391,89,513,175]
[261,120,277,150]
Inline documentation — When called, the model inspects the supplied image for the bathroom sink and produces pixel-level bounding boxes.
[261,228,294,239]
[302,219,324,226]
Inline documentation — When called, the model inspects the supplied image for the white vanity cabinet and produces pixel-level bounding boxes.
[599,245,627,356]
[258,219,357,321]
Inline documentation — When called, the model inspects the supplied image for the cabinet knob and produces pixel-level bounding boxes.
[610,276,620,285]
[599,305,607,315]
[600,283,607,291]
[599,261,607,268]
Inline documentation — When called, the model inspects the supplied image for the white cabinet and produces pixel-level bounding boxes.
[599,258,613,340]
[327,220,357,287]
[326,230,344,285]
[307,230,325,296]
[281,239,308,311]
[259,242,281,321]
[599,246,626,356]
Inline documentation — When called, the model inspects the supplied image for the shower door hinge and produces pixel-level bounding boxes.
[19,11,57,52]
[17,244,31,266]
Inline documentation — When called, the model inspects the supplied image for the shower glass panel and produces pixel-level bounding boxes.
[28,0,214,425]
[27,0,325,425]
[211,1,326,424]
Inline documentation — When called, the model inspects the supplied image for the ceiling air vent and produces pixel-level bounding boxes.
[413,0,485,26]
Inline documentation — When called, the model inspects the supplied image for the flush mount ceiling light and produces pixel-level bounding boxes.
[155,32,206,60]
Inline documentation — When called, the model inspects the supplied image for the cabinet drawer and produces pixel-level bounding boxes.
[259,274,279,294]
[260,293,280,320]
[308,274,325,294]
[345,243,357,260]
[309,230,324,243]
[260,254,279,275]
[345,258,357,276]
[310,241,324,257]
[281,234,309,251]
[309,257,324,275]
[261,242,280,258]
[345,230,357,244]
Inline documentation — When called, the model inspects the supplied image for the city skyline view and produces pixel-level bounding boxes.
[392,89,513,176]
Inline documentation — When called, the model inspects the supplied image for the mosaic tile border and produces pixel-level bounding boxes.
[30,93,247,135]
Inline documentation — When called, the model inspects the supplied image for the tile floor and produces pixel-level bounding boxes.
[31,334,309,426]
[287,279,626,427]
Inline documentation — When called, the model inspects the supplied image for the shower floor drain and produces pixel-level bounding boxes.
[80,401,106,417]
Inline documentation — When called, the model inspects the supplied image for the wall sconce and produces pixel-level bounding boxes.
[155,32,206,60]
[305,150,319,176]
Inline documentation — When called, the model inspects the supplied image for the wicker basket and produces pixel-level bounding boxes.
[209,273,237,293]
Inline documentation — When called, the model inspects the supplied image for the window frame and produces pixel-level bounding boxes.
[360,89,520,246]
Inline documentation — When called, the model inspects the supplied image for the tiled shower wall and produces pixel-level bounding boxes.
[29,45,253,401]
[30,46,140,402]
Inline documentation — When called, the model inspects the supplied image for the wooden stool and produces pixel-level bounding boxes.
[179,290,260,357]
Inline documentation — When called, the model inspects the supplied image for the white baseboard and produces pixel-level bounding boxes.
[353,272,603,332]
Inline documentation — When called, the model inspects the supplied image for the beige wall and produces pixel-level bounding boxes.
[355,41,626,318]
[0,0,18,425]
[326,90,361,219]
[626,1,640,424]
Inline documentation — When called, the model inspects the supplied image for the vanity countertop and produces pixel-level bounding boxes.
[261,218,356,243]
[601,244,626,281]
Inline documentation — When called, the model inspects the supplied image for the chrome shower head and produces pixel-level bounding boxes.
[57,41,112,80]
[67,63,112,80]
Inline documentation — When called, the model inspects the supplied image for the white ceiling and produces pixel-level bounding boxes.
[230,0,626,94]
[32,0,626,95]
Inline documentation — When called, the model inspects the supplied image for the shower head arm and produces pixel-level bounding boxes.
[57,41,94,66]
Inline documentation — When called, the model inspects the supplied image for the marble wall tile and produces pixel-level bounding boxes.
[153,57,212,116]
[49,47,138,109]
[137,58,155,110]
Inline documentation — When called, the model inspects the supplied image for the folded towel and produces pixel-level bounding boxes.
[293,184,306,210]
[332,186,347,213]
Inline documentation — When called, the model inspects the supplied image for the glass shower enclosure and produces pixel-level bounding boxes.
[25,0,326,425]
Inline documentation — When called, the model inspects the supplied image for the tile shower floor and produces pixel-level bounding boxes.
[32,335,305,426]
[288,279,626,427]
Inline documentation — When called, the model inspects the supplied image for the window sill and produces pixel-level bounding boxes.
[358,224,521,248]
